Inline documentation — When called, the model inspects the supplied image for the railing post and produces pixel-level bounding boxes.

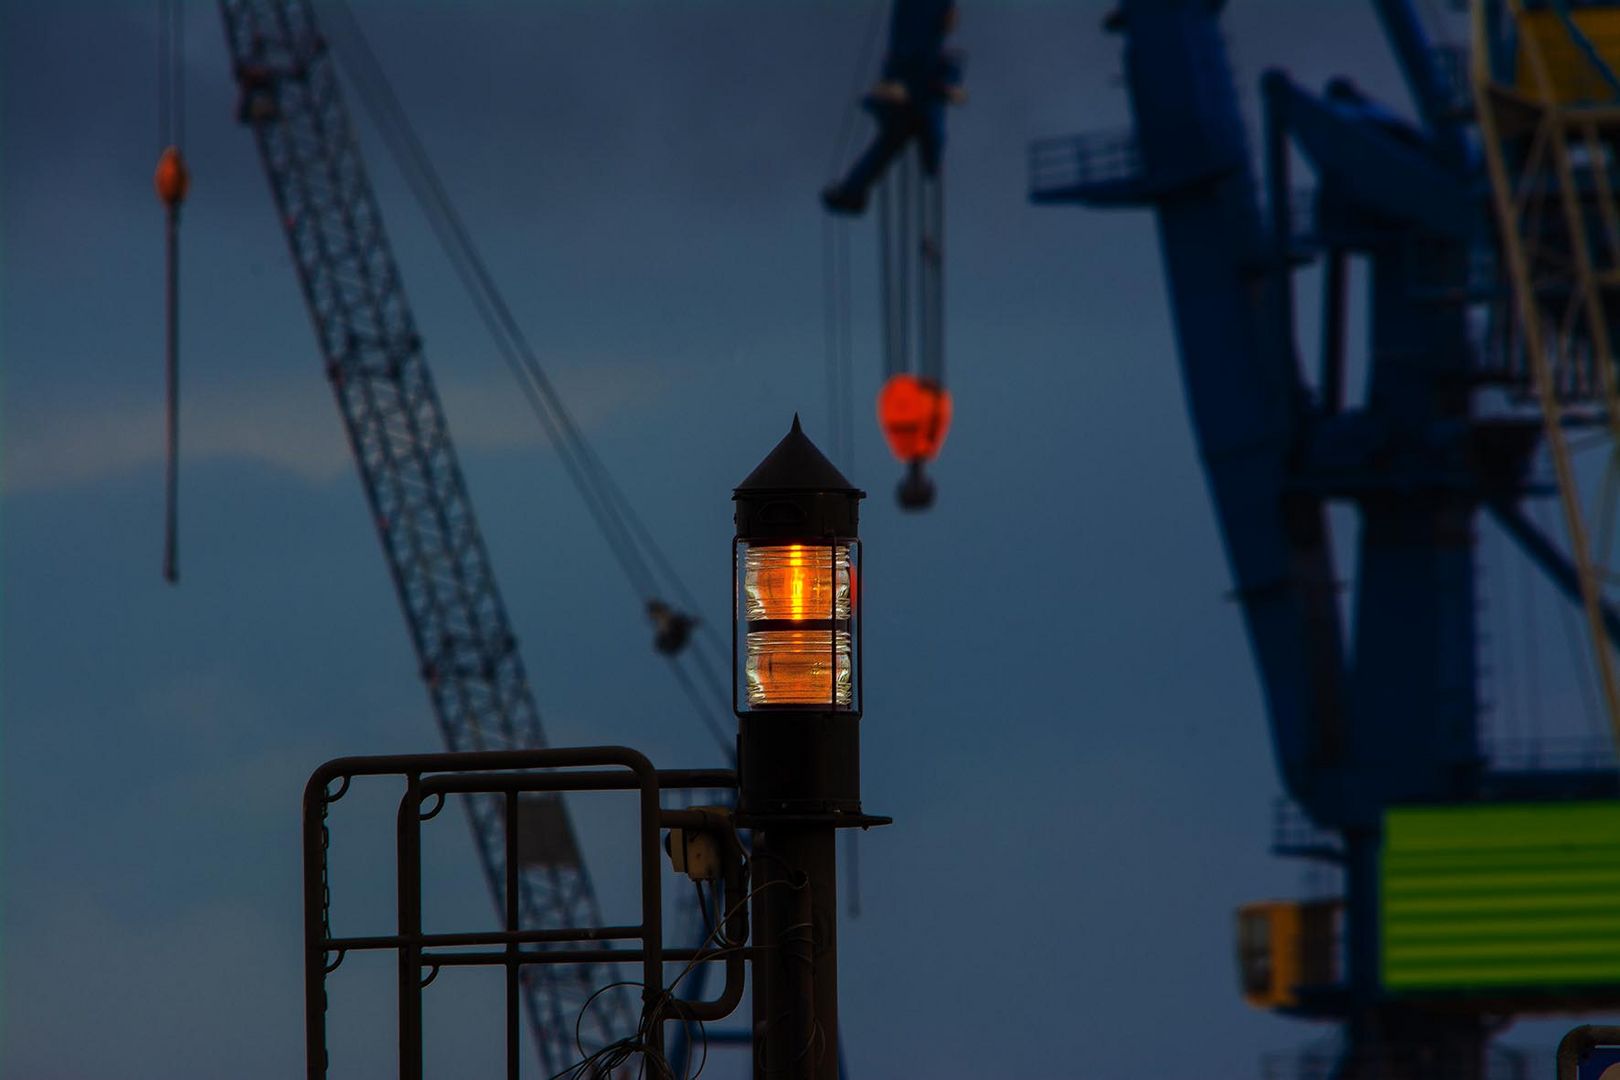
[397,773,424,1080]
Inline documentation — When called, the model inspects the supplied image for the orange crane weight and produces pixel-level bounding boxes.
[154,145,189,206]
[877,372,952,509]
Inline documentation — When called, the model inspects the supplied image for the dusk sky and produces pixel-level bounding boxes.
[2,2,1607,1077]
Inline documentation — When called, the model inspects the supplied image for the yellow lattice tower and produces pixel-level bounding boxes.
[1473,0,1620,746]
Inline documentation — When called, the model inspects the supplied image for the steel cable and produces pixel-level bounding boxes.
[326,5,738,738]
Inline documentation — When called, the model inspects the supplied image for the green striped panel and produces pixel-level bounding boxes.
[1382,801,1620,993]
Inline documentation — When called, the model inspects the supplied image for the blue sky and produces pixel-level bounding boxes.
[1,2,1600,1077]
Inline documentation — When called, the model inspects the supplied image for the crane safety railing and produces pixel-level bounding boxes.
[1261,1041,1530,1080]
[1027,129,1142,200]
[1485,732,1618,771]
[1269,798,1344,863]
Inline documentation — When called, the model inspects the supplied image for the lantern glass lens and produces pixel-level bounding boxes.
[746,630,853,707]
[736,541,858,710]
[744,544,851,621]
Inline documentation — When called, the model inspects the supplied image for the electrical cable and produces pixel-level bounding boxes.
[556,873,802,1080]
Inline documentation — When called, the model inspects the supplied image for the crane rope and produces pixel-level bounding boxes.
[157,0,183,148]
[1534,497,1603,743]
[1488,519,1519,751]
[816,5,889,923]
[157,0,187,584]
[823,217,856,471]
[824,3,891,184]
[899,153,912,377]
[821,1,890,473]
[326,1,732,755]
[923,167,944,387]
[1509,524,1535,751]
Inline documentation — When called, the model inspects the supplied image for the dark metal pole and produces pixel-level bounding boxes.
[303,776,330,1080]
[1321,248,1348,414]
[504,792,520,1080]
[752,826,836,1080]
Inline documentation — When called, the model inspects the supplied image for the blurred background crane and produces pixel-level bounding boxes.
[1033,1,1620,1076]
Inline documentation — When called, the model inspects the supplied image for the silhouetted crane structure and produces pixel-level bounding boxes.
[1035,1,1620,1077]
[218,1,632,1069]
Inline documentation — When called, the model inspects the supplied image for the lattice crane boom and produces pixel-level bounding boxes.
[217,0,633,1069]
[1473,0,1620,750]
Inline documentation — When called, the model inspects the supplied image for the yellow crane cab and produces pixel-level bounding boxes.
[1236,899,1342,1010]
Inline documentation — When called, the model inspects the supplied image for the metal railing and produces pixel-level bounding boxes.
[1270,798,1344,862]
[1262,1041,1530,1080]
[1486,733,1616,771]
[1027,129,1142,198]
[303,747,744,1080]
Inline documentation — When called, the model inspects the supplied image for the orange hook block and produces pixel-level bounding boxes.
[154,145,190,208]
[877,373,952,464]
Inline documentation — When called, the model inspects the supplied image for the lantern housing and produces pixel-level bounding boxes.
[732,416,865,815]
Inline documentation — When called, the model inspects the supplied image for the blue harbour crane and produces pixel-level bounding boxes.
[1033,1,1620,1076]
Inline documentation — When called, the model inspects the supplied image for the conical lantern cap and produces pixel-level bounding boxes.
[733,415,863,539]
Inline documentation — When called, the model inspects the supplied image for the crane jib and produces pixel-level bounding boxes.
[216,0,634,1071]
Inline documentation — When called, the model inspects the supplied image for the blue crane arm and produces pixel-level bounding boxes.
[1115,0,1347,818]
[1369,0,1471,166]
[217,1,632,1070]
[1261,72,1474,242]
